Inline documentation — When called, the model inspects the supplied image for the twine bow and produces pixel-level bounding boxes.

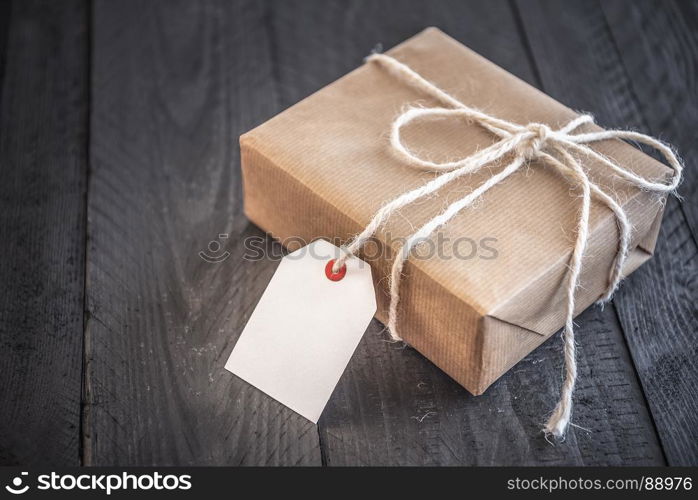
[332,53,682,439]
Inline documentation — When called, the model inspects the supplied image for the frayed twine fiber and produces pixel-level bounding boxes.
[332,53,683,440]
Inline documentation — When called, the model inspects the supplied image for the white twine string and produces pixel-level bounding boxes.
[332,53,682,439]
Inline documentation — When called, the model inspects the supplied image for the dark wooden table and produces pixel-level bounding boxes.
[1,0,696,466]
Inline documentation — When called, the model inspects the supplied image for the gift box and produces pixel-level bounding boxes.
[238,28,669,395]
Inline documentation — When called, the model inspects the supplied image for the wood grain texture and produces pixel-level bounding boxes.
[1,0,693,467]
[266,0,664,465]
[602,0,698,465]
[517,0,697,465]
[0,0,87,465]
[603,0,698,236]
[86,0,321,465]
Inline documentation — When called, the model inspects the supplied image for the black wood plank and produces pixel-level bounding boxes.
[0,0,87,465]
[601,0,698,465]
[0,0,12,115]
[611,199,698,465]
[266,0,664,465]
[603,0,698,237]
[517,0,697,465]
[86,0,321,465]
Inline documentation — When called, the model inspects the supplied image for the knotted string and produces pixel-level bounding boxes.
[332,53,682,439]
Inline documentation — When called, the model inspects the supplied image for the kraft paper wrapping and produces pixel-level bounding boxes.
[239,28,669,395]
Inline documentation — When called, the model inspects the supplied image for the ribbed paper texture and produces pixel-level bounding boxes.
[239,28,668,394]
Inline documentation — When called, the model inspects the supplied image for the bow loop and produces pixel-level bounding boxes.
[335,52,683,440]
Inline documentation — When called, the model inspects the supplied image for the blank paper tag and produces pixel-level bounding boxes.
[225,239,376,423]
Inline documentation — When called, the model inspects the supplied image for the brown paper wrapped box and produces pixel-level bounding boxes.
[239,28,668,395]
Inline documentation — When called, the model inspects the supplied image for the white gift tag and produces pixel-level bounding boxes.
[225,239,376,423]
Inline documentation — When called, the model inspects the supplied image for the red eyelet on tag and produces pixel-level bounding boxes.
[325,259,347,282]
